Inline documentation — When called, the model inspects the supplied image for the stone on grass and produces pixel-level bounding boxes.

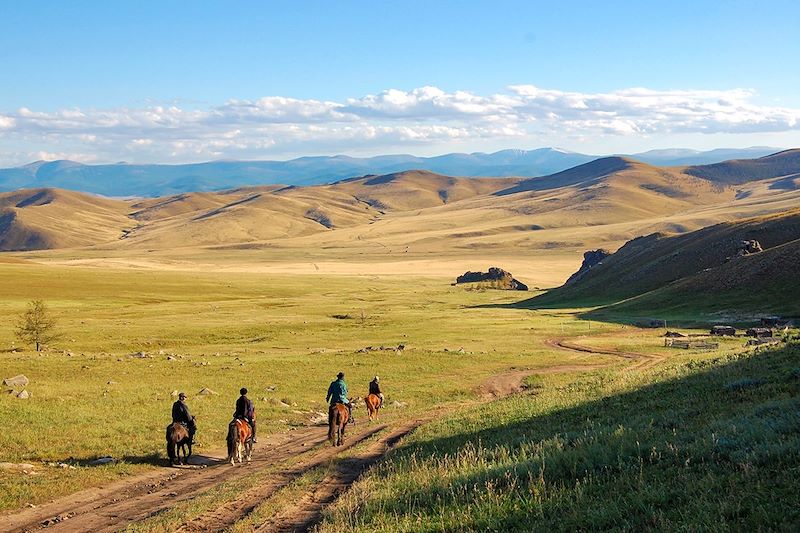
[16,390,30,400]
[198,387,217,395]
[0,462,36,471]
[170,390,180,397]
[391,400,407,408]
[3,374,29,388]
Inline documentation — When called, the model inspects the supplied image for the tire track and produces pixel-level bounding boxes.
[545,337,665,371]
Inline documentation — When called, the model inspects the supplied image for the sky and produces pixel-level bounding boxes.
[1,0,799,166]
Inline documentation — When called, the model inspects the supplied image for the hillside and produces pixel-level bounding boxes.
[528,208,800,314]
[684,149,800,185]
[0,189,131,251]
[590,236,800,319]
[0,152,799,258]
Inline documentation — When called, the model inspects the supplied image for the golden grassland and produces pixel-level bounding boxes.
[0,257,748,513]
[0,259,607,510]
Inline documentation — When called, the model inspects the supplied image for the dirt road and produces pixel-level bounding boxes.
[545,337,665,371]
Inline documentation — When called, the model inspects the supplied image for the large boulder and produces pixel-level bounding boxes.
[736,240,763,256]
[564,249,611,285]
[2,375,29,388]
[455,267,528,290]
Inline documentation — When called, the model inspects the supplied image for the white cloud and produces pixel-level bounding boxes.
[1,85,799,165]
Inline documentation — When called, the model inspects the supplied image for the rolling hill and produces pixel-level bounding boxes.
[0,189,131,251]
[527,208,800,317]
[684,149,800,185]
[0,152,798,272]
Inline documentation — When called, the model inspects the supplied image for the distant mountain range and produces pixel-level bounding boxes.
[0,146,781,197]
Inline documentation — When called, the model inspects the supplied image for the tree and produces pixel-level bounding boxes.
[15,300,59,352]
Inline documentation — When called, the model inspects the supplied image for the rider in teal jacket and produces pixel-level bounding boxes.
[326,372,353,422]
[326,372,349,405]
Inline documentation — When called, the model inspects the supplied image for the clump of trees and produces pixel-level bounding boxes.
[16,300,59,352]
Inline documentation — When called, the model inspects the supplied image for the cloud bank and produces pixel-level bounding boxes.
[1,85,799,164]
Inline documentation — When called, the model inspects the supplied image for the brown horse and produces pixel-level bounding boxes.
[365,394,381,422]
[328,403,349,446]
[227,419,254,465]
[166,422,192,465]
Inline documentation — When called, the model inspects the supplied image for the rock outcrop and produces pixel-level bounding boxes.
[564,249,611,285]
[455,267,528,290]
[736,239,763,256]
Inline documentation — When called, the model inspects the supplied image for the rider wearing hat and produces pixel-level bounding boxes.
[326,371,353,423]
[369,376,384,408]
[234,387,257,443]
[171,392,196,444]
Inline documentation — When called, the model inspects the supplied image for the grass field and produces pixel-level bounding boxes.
[320,341,800,531]
[0,259,795,529]
[0,261,622,511]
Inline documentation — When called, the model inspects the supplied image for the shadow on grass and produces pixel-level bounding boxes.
[353,344,800,531]
[55,451,225,468]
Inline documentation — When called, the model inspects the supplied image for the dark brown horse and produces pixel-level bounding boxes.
[364,393,381,422]
[166,422,192,465]
[227,418,253,465]
[328,403,350,446]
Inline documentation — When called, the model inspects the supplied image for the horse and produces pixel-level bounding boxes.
[365,393,381,422]
[328,403,350,446]
[166,422,192,465]
[227,418,254,465]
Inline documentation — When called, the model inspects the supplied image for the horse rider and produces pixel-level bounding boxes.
[171,392,196,444]
[233,387,257,443]
[326,371,353,423]
[369,376,384,408]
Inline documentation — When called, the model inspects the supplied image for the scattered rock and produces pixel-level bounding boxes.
[736,239,763,256]
[391,401,407,408]
[455,267,528,290]
[198,387,217,395]
[265,385,277,392]
[16,390,31,400]
[88,456,116,466]
[166,356,177,361]
[664,331,687,338]
[0,462,36,471]
[3,374,29,388]
[564,249,611,285]
[130,351,151,359]
[309,412,328,425]
[170,390,180,397]
[106,380,118,385]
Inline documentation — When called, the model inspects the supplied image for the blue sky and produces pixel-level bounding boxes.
[1,0,799,164]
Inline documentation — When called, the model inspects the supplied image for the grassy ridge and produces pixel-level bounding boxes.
[321,343,800,531]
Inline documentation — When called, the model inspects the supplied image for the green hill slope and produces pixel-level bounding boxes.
[529,208,800,310]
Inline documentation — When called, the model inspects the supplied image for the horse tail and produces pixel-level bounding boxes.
[327,408,336,443]
[166,424,176,462]
[227,421,237,458]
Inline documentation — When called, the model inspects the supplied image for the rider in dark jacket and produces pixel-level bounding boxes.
[326,372,353,423]
[369,376,384,408]
[172,392,196,444]
[234,387,257,443]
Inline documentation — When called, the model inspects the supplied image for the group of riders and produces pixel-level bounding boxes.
[170,372,384,445]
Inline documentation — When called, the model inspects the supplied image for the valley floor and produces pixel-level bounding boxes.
[0,258,796,531]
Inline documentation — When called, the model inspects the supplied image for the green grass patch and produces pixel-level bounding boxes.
[320,343,800,531]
